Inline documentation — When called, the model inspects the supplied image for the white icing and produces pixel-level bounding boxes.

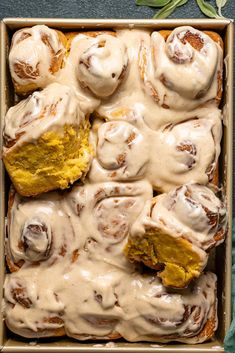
[9,25,65,88]
[4,25,225,343]
[89,119,149,182]
[147,111,222,192]
[76,34,128,97]
[3,83,85,148]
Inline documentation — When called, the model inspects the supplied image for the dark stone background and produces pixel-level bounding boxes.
[0,0,234,20]
[0,0,234,213]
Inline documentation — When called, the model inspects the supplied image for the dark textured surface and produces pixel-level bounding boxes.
[0,0,234,211]
[0,0,234,19]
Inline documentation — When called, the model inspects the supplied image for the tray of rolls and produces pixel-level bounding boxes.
[0,18,233,352]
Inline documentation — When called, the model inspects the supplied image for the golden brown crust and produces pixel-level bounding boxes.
[211,162,219,187]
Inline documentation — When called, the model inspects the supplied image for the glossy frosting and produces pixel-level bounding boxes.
[75,33,128,97]
[131,183,227,253]
[9,25,65,88]
[4,25,225,342]
[3,83,86,148]
[5,182,217,342]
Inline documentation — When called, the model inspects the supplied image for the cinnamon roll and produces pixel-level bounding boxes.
[139,26,223,110]
[3,82,92,196]
[88,119,149,182]
[66,180,152,269]
[6,187,78,272]
[9,25,67,95]
[125,183,227,288]
[147,111,222,192]
[4,270,65,338]
[66,31,128,98]
[4,264,217,343]
[117,272,217,343]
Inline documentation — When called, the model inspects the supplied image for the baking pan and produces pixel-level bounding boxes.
[0,18,233,353]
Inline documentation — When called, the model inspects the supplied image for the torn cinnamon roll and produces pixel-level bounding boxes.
[125,183,227,288]
[6,187,77,272]
[139,26,223,110]
[3,83,92,196]
[9,25,67,95]
[147,112,222,192]
[67,31,128,98]
[88,119,149,182]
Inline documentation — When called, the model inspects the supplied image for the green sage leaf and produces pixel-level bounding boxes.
[196,0,220,18]
[216,0,228,7]
[216,0,228,17]
[153,0,189,19]
[136,0,171,7]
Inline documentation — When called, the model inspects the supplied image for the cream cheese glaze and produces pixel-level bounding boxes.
[6,190,77,266]
[147,111,222,192]
[9,25,65,89]
[6,180,152,270]
[3,83,87,149]
[75,33,128,98]
[4,260,217,342]
[88,119,150,182]
[143,27,223,111]
[89,110,222,191]
[4,25,225,342]
[131,183,227,251]
[5,182,219,341]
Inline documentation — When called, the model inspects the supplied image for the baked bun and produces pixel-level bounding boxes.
[9,25,67,95]
[4,265,217,342]
[139,26,223,111]
[125,183,227,288]
[3,83,92,196]
[66,31,128,98]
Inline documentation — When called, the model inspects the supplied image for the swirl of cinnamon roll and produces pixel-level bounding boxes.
[4,271,65,338]
[66,180,152,268]
[72,32,128,98]
[9,25,67,95]
[117,272,217,343]
[125,183,227,288]
[139,26,223,110]
[6,188,78,272]
[3,82,92,196]
[147,112,222,192]
[3,261,217,342]
[88,120,149,182]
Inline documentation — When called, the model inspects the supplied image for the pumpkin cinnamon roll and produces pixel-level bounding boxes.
[6,187,78,272]
[66,31,128,98]
[4,270,65,338]
[3,82,92,196]
[125,183,227,288]
[139,26,223,110]
[117,271,217,343]
[66,180,152,269]
[88,119,149,182]
[147,112,222,192]
[3,262,217,342]
[9,25,67,95]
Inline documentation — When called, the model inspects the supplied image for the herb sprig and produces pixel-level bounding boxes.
[136,0,229,19]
